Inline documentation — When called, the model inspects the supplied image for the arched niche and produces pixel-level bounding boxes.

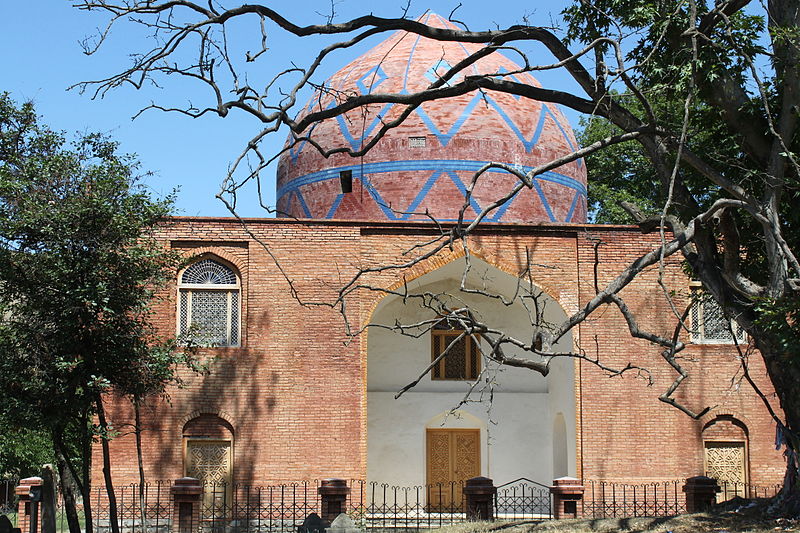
[553,413,568,479]
[702,415,750,494]
[182,414,235,503]
[366,255,575,486]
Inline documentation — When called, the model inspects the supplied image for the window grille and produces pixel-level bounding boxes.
[178,258,240,347]
[409,136,427,148]
[690,289,746,344]
[431,317,480,380]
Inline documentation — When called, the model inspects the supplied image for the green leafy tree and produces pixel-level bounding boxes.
[0,93,193,533]
[0,408,54,478]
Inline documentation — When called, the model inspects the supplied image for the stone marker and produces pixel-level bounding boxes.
[326,513,360,533]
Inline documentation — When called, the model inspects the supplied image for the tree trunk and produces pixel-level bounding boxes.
[76,413,93,533]
[134,399,148,533]
[756,340,800,517]
[54,447,81,533]
[95,397,120,533]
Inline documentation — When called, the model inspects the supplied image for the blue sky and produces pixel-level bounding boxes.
[2,1,582,217]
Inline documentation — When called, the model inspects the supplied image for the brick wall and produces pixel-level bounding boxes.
[94,218,784,487]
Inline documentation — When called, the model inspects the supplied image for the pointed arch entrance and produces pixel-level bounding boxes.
[366,255,576,487]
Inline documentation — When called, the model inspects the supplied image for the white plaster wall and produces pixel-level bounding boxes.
[367,392,552,485]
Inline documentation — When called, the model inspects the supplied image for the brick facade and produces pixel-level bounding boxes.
[95,217,785,487]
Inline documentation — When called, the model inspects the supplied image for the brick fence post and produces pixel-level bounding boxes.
[15,477,43,533]
[463,477,497,520]
[550,477,584,519]
[318,479,350,523]
[683,476,720,513]
[171,477,203,533]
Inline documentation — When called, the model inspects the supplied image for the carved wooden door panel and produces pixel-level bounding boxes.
[426,429,480,511]
[185,440,233,511]
[704,441,746,501]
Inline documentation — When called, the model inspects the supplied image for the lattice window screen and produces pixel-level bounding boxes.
[191,291,229,346]
[182,259,237,285]
[432,332,479,380]
[691,291,746,344]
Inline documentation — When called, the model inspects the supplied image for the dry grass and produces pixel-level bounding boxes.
[431,511,799,533]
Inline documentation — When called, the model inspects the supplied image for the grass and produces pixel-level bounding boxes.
[5,510,86,533]
[432,511,799,533]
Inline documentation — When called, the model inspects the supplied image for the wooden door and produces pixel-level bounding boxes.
[185,439,233,512]
[426,429,480,511]
[704,441,747,501]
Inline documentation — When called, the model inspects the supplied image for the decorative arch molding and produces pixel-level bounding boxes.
[178,248,246,276]
[425,409,485,430]
[179,410,237,433]
[699,410,752,435]
[700,412,750,489]
[362,243,567,324]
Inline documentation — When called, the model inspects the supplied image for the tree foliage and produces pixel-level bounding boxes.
[0,93,194,531]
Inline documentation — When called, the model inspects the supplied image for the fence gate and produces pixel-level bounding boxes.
[494,478,553,520]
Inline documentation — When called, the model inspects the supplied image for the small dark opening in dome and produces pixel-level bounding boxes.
[340,170,353,194]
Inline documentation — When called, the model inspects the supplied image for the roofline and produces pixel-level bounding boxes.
[162,216,642,232]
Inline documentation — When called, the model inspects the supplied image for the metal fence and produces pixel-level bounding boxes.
[583,479,784,518]
[201,481,321,533]
[92,481,173,533]
[716,481,782,503]
[184,479,554,532]
[0,478,18,515]
[494,478,552,520]
[0,477,787,532]
[584,480,686,518]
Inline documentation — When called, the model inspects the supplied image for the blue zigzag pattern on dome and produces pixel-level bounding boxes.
[412,88,581,166]
[357,65,388,95]
[336,103,396,151]
[277,159,586,222]
[405,170,482,217]
[288,190,313,218]
[288,15,583,168]
[413,93,483,147]
[424,59,464,86]
[288,59,364,163]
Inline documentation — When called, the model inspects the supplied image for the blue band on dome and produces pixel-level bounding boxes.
[277,159,586,222]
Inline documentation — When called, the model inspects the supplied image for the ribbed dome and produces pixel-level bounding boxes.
[276,13,587,223]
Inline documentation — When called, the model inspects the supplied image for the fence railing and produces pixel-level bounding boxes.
[0,478,18,515]
[716,481,782,503]
[583,479,784,518]
[81,480,554,532]
[91,481,173,533]
[584,480,686,518]
[494,478,552,519]
[0,477,787,531]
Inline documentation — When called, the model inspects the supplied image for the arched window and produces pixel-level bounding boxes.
[178,258,240,347]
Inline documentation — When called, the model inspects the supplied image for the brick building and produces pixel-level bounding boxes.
[98,13,785,499]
